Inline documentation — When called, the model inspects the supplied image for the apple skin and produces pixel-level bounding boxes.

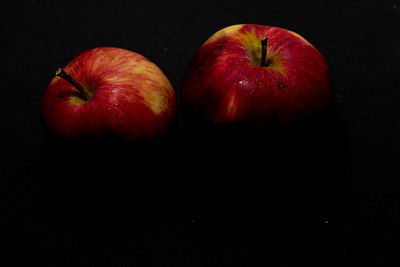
[182,24,331,127]
[41,47,176,141]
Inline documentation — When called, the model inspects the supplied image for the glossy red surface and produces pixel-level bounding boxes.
[41,47,176,141]
[182,24,331,125]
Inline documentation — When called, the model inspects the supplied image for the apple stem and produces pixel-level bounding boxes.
[261,37,270,67]
[55,68,91,101]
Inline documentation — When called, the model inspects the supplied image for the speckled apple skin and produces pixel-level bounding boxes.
[41,47,176,141]
[182,24,331,126]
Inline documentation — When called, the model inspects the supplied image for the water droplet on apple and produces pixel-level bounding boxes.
[238,80,249,87]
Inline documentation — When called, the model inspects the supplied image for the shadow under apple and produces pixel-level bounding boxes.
[181,101,348,224]
[179,102,348,264]
[39,129,180,216]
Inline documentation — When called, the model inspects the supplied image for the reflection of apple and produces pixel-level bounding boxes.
[182,24,331,127]
[41,47,177,141]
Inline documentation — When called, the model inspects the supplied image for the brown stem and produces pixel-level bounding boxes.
[55,68,91,101]
[261,38,270,67]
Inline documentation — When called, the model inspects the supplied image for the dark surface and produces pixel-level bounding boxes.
[1,0,399,266]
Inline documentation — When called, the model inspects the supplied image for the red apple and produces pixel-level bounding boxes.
[182,24,331,127]
[41,47,176,141]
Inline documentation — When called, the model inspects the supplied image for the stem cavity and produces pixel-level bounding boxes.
[56,68,91,101]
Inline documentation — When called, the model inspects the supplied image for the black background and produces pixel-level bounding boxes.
[1,0,400,266]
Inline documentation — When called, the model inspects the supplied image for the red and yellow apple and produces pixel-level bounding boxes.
[41,47,176,141]
[182,24,331,127]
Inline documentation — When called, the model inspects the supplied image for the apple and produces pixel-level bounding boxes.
[181,24,331,128]
[41,47,177,141]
